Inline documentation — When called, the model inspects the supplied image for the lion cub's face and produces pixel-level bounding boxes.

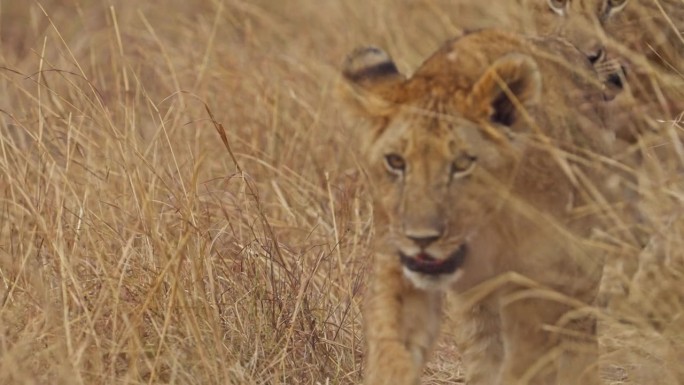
[519,0,629,87]
[342,39,542,290]
[369,107,500,290]
[521,0,629,59]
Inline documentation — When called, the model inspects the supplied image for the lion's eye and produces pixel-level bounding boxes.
[384,153,406,174]
[547,0,568,15]
[451,154,477,176]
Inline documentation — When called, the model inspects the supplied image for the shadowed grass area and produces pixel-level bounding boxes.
[0,1,682,384]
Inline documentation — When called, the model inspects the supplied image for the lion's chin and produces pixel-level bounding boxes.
[403,267,464,291]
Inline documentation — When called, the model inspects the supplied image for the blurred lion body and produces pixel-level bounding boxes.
[342,29,617,385]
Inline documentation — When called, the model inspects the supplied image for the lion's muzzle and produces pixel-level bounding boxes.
[399,244,467,275]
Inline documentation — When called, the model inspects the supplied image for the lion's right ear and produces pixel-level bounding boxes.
[341,46,405,117]
[467,54,541,127]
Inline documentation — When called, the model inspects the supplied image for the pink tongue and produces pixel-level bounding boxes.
[416,253,442,265]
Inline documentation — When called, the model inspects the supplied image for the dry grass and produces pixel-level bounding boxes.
[0,1,682,384]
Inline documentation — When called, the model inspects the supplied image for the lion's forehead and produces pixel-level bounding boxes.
[392,108,470,139]
[375,111,484,158]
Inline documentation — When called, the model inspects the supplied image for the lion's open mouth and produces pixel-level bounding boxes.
[399,244,467,275]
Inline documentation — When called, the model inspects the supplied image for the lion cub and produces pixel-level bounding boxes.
[514,0,684,118]
[342,29,621,385]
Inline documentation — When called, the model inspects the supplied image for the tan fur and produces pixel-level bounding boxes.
[512,0,684,291]
[342,29,621,385]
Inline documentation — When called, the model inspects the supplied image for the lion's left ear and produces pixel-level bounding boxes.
[467,54,542,127]
[340,46,405,117]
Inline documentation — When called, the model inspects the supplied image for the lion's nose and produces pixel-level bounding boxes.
[406,232,442,249]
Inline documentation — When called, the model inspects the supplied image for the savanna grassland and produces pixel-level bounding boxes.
[0,1,682,385]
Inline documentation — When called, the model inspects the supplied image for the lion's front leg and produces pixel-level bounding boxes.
[452,297,504,385]
[498,298,561,384]
[363,261,443,385]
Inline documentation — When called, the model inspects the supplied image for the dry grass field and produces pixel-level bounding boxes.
[0,1,682,384]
